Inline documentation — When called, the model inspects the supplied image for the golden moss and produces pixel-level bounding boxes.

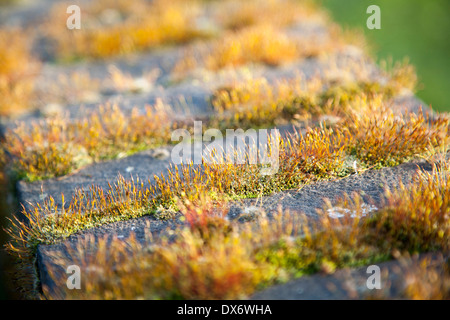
[210,69,416,130]
[46,0,208,60]
[2,0,447,300]
[2,56,423,183]
[1,102,174,181]
[175,24,340,73]
[0,29,40,117]
[5,105,448,259]
[217,0,325,31]
[400,255,450,300]
[25,160,450,299]
[345,108,449,168]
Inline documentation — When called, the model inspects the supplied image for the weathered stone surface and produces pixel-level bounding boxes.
[236,160,433,217]
[36,214,184,299]
[34,159,434,298]
[1,0,443,300]
[17,147,177,211]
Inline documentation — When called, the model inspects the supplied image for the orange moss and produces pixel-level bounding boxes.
[0,29,40,117]
[46,0,207,60]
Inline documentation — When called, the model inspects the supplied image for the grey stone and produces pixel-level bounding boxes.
[0,0,442,300]
[34,158,435,298]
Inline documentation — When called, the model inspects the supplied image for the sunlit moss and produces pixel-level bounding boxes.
[1,102,174,182]
[46,0,209,61]
[0,29,40,117]
[23,160,450,299]
[175,24,340,73]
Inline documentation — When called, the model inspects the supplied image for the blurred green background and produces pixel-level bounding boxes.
[320,0,450,112]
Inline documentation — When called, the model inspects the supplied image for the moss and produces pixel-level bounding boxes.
[2,0,446,299]
[0,29,40,117]
[1,103,175,182]
[27,160,449,299]
[5,106,448,267]
[209,73,415,131]
[175,21,342,73]
[46,0,211,61]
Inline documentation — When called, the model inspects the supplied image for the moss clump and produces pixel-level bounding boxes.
[0,29,40,117]
[1,103,174,182]
[209,70,416,131]
[175,23,341,73]
[46,0,210,61]
[5,106,448,264]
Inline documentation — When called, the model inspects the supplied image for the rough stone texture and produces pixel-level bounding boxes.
[237,160,434,218]
[34,159,435,298]
[17,147,178,211]
[33,159,433,243]
[36,214,184,299]
[0,0,441,300]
